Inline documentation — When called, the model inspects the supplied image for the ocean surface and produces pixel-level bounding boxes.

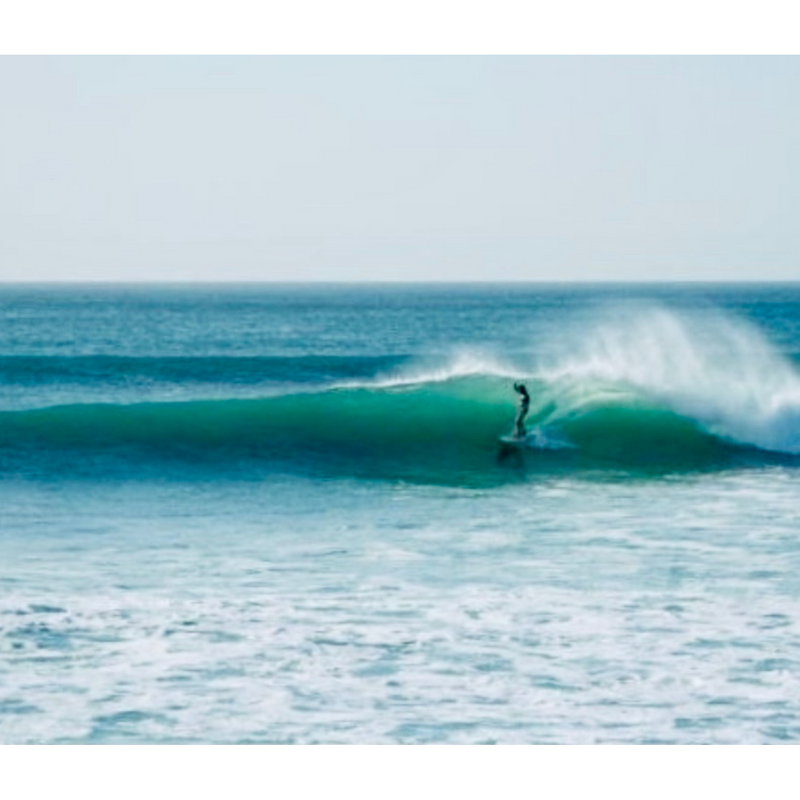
[2,283,800,744]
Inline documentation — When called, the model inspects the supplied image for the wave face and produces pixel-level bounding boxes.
[0,378,513,482]
[2,304,800,482]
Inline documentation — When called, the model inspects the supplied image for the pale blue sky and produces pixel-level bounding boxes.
[2,56,799,281]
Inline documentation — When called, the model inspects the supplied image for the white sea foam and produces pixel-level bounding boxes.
[3,443,800,744]
[540,306,800,454]
[339,348,520,390]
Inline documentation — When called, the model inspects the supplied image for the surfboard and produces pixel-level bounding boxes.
[498,434,527,448]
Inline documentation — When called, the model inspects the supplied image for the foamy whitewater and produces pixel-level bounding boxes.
[3,284,800,743]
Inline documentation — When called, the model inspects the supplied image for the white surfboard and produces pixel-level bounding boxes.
[498,434,527,448]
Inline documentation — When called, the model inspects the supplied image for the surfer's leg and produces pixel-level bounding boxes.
[515,405,529,437]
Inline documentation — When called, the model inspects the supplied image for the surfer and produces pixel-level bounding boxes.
[513,382,530,438]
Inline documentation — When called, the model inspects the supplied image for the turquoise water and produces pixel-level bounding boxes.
[2,284,800,743]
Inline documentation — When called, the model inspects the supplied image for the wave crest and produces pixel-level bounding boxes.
[537,306,800,454]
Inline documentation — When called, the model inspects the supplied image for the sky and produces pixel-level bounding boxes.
[1,55,799,282]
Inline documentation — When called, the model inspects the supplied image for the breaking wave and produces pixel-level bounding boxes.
[2,306,800,482]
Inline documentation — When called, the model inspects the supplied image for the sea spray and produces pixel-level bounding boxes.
[537,305,800,454]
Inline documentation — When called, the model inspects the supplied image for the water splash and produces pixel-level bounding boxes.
[539,305,800,453]
[364,348,520,389]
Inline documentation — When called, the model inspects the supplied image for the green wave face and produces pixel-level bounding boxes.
[0,373,782,484]
[557,405,733,467]
[0,376,512,483]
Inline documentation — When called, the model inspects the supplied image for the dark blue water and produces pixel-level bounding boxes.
[3,284,800,743]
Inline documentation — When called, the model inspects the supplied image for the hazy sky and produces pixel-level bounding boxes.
[2,56,799,282]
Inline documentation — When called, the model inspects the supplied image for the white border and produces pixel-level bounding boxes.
[3,745,798,799]
[2,0,800,56]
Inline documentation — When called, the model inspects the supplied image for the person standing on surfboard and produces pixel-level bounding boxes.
[513,382,530,438]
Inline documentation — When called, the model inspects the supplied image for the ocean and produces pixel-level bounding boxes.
[2,283,800,744]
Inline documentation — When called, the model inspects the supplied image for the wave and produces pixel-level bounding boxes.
[0,377,513,483]
[2,307,800,482]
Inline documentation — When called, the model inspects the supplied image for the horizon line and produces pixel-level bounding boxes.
[2,278,800,286]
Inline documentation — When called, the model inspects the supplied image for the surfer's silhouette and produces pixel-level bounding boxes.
[513,382,530,438]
